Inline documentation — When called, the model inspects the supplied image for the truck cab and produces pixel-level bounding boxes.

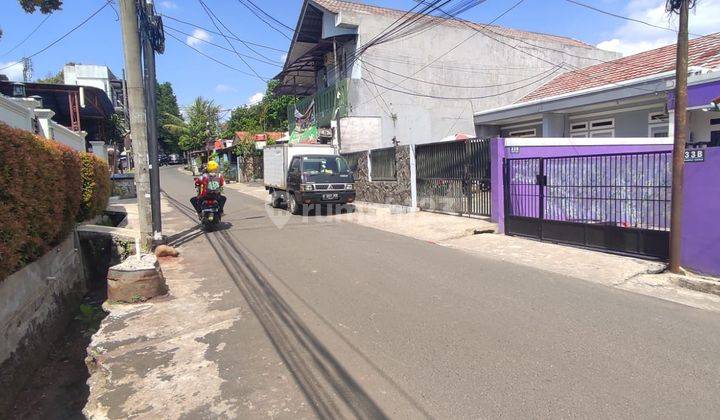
[285,154,355,214]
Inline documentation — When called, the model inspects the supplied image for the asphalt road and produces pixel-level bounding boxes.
[161,167,720,419]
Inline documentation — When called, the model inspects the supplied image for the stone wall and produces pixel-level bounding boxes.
[354,145,412,207]
[111,173,136,199]
[0,234,86,413]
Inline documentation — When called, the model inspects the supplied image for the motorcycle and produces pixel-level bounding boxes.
[197,178,223,230]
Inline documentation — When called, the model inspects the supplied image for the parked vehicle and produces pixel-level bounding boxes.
[263,144,355,214]
[168,153,182,165]
[158,153,169,166]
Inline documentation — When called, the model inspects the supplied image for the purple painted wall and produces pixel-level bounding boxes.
[668,79,720,110]
[490,139,673,233]
[681,147,720,276]
[506,145,672,159]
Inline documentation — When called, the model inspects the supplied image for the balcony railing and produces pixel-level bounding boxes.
[288,79,349,132]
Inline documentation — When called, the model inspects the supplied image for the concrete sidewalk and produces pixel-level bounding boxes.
[227,182,720,312]
[84,196,315,418]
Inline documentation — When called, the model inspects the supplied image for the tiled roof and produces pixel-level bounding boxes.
[311,0,594,49]
[518,33,720,103]
[235,131,286,141]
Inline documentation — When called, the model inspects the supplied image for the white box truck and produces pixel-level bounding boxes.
[263,144,356,214]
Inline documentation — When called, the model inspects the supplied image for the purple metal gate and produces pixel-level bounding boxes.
[503,151,672,259]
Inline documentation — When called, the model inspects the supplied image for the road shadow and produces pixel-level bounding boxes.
[166,222,234,248]
[162,192,390,419]
[210,230,389,419]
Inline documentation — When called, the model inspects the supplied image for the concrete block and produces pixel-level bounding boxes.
[107,254,167,303]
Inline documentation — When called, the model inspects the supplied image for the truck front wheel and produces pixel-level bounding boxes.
[270,191,282,208]
[288,193,303,215]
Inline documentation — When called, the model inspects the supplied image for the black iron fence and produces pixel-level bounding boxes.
[504,151,672,259]
[415,138,491,216]
[370,147,397,181]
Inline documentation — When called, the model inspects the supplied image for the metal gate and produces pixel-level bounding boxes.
[415,138,491,216]
[503,151,672,259]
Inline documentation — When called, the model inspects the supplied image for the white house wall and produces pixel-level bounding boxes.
[0,94,86,152]
[688,110,720,144]
[337,10,619,148]
[497,103,668,138]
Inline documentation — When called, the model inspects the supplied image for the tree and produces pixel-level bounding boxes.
[19,0,62,13]
[222,105,261,138]
[222,80,296,138]
[262,80,297,131]
[163,97,220,152]
[35,68,64,84]
[35,61,77,84]
[1,1,62,41]
[156,82,182,153]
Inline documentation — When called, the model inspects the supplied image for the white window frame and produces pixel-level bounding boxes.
[570,132,588,138]
[589,118,615,130]
[648,112,669,124]
[589,129,615,138]
[648,124,670,138]
[508,128,536,138]
[569,122,589,133]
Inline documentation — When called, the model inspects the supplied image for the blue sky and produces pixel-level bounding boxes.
[1,0,718,114]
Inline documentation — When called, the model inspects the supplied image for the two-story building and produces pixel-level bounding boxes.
[63,64,126,115]
[275,0,619,152]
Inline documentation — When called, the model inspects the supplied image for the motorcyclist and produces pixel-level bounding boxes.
[190,160,226,215]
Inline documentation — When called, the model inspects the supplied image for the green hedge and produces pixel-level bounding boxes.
[79,153,111,221]
[0,122,110,280]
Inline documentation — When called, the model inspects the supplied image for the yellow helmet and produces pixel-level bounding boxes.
[207,160,219,172]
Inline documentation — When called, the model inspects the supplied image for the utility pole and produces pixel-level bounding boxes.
[119,0,153,250]
[668,0,692,273]
[141,0,162,240]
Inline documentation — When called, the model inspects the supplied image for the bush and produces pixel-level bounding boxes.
[79,153,110,221]
[0,122,109,281]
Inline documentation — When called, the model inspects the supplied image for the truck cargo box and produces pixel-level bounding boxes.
[263,144,336,190]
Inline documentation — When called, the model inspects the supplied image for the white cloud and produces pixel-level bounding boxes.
[186,29,211,48]
[0,61,23,81]
[596,0,720,56]
[159,1,177,9]
[215,84,237,93]
[280,53,288,63]
[247,92,264,105]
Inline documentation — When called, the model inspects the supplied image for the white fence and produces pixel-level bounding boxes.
[0,94,86,152]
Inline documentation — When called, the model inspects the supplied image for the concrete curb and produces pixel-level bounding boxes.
[672,275,720,297]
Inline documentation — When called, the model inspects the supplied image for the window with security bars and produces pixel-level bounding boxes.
[370,147,397,181]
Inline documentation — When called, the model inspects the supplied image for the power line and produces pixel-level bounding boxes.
[197,0,266,81]
[242,0,294,31]
[165,30,270,79]
[361,63,563,100]
[235,0,292,39]
[357,0,528,107]
[235,1,290,40]
[0,0,112,72]
[198,0,277,64]
[418,0,662,96]
[0,14,51,58]
[563,0,702,36]
[165,25,282,67]
[363,59,558,89]
[377,0,487,45]
[160,14,286,53]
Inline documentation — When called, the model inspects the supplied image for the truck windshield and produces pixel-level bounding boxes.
[301,156,350,176]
